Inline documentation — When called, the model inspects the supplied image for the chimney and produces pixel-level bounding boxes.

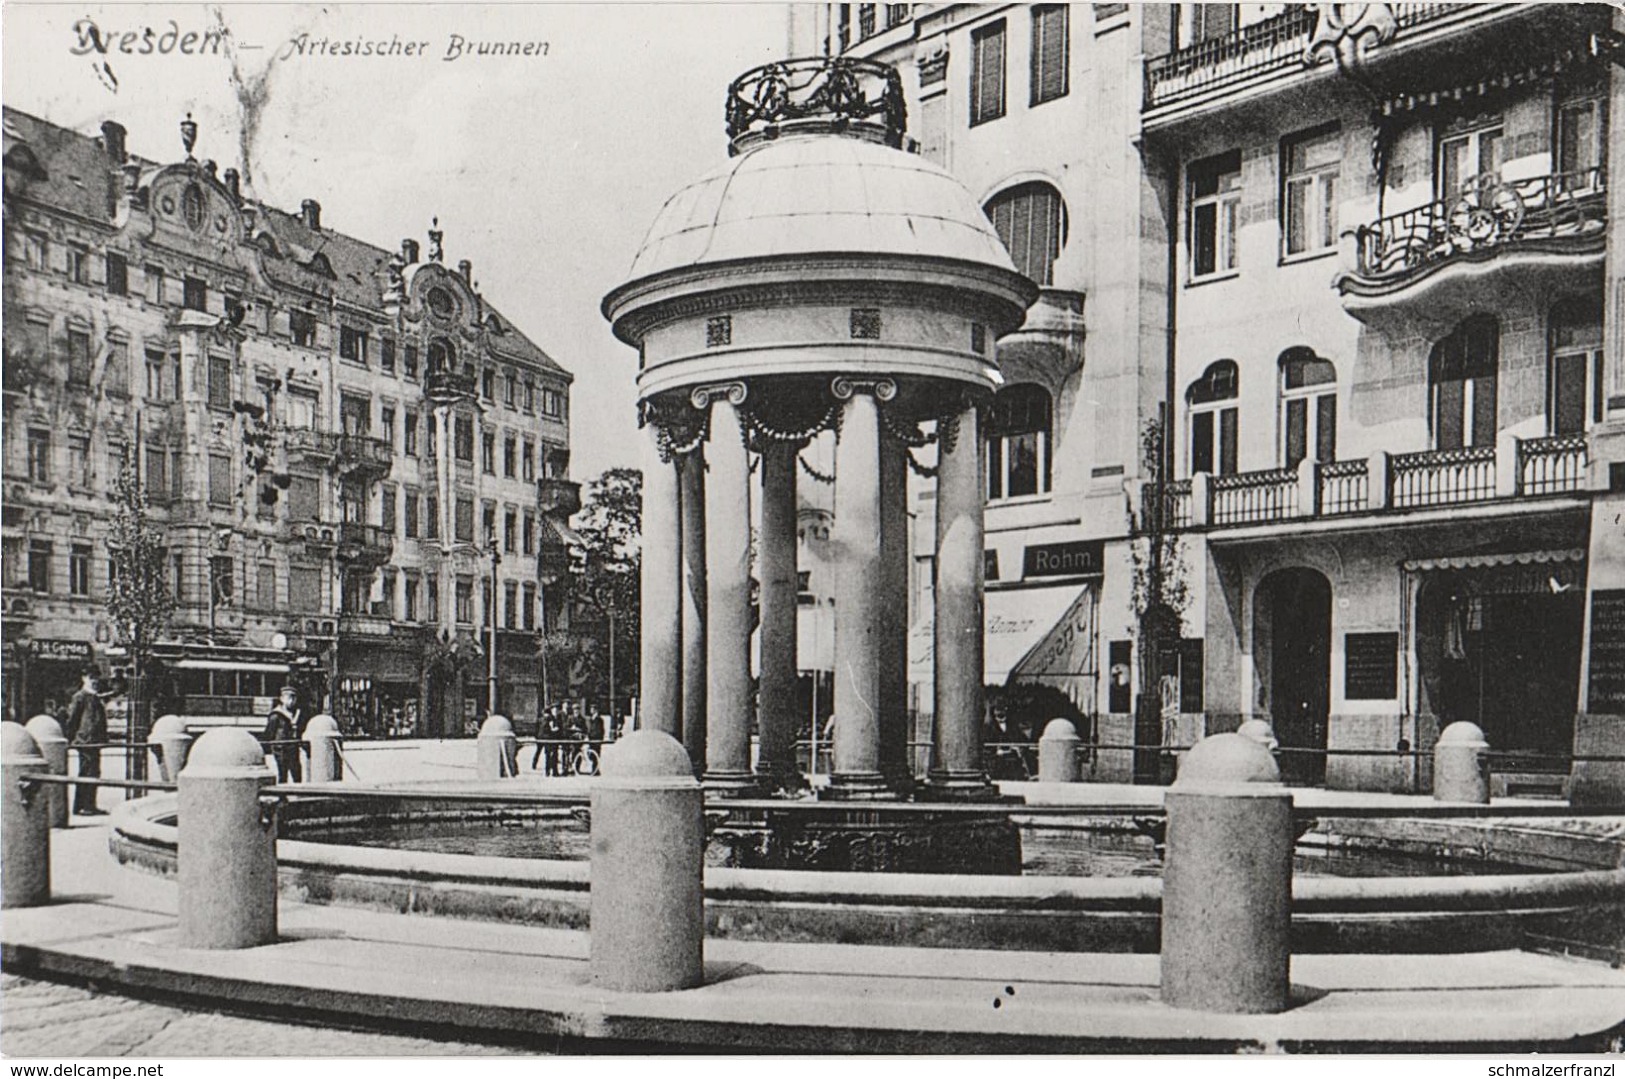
[458,259,472,283]
[223,168,241,203]
[122,162,141,195]
[202,159,218,181]
[300,198,321,230]
[401,238,420,264]
[101,121,127,163]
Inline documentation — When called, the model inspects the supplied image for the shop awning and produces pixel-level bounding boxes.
[907,583,1090,686]
[1011,586,1100,711]
[1402,548,1585,572]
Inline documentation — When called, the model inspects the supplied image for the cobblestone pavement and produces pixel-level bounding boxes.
[0,975,534,1058]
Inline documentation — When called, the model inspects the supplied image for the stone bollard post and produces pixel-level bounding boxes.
[590,729,704,992]
[148,715,194,784]
[1433,721,1490,803]
[1037,719,1081,783]
[1162,733,1293,1014]
[178,729,277,949]
[24,715,69,829]
[304,715,343,783]
[476,715,518,779]
[2,723,51,908]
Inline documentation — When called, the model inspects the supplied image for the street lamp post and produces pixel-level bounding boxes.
[487,530,501,716]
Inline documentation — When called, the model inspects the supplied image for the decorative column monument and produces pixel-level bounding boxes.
[604,56,1036,799]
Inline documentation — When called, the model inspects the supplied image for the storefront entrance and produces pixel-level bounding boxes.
[1257,568,1331,786]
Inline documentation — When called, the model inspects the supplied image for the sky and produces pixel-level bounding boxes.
[1,1,794,481]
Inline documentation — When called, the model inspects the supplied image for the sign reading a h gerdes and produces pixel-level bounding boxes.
[1022,540,1105,579]
[32,639,91,662]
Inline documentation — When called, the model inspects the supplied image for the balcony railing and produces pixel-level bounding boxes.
[1144,3,1471,110]
[424,369,477,404]
[1211,468,1299,526]
[1352,170,1607,281]
[336,433,393,478]
[338,611,393,637]
[336,522,394,565]
[1173,435,1589,530]
[1390,445,1495,509]
[284,427,338,460]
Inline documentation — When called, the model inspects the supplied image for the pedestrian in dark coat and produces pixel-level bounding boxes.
[263,685,305,783]
[67,669,107,815]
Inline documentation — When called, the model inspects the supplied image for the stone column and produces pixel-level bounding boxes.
[678,448,708,772]
[699,386,755,793]
[879,426,911,792]
[830,379,891,798]
[639,418,682,741]
[930,399,992,797]
[756,439,800,789]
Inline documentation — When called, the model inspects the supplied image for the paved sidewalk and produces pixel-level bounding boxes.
[4,810,1624,1054]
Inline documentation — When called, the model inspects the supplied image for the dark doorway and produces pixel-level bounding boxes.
[1261,568,1332,785]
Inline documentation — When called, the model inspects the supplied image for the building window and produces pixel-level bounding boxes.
[523,512,536,556]
[27,429,50,483]
[503,435,517,478]
[171,553,185,603]
[1185,3,1237,45]
[706,316,732,347]
[257,563,276,609]
[425,493,440,539]
[481,368,495,401]
[1188,360,1240,476]
[287,474,319,522]
[522,582,537,630]
[850,308,882,339]
[380,405,396,449]
[381,485,398,534]
[381,338,396,374]
[1283,127,1340,258]
[504,509,517,554]
[380,568,398,620]
[523,379,535,415]
[970,19,1007,126]
[504,581,518,630]
[426,576,439,621]
[208,355,232,410]
[482,502,497,547]
[454,416,474,462]
[1030,5,1068,107]
[1430,316,1498,450]
[339,393,370,437]
[339,325,369,366]
[69,544,90,597]
[1549,298,1603,436]
[287,389,319,430]
[426,417,438,458]
[68,435,89,488]
[144,446,168,500]
[455,578,474,624]
[66,247,87,284]
[1438,122,1503,199]
[1558,98,1604,190]
[66,330,92,386]
[22,232,48,271]
[1279,348,1337,468]
[404,409,419,457]
[541,390,563,419]
[183,277,207,312]
[985,384,1052,500]
[209,453,233,507]
[455,497,474,543]
[290,309,316,347]
[481,431,496,474]
[522,440,536,481]
[28,540,52,593]
[403,343,419,380]
[504,371,518,409]
[210,556,235,606]
[1190,152,1242,279]
[105,341,128,397]
[145,264,166,305]
[105,252,128,296]
[984,182,1066,286]
[405,489,421,539]
[144,349,170,400]
[405,575,420,622]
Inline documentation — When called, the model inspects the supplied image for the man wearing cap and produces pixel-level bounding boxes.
[263,685,305,783]
[66,668,107,815]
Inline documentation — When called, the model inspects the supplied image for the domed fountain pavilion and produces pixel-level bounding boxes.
[603,57,1038,800]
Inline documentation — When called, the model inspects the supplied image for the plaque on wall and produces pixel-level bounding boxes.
[1344,632,1398,700]
[1586,589,1625,714]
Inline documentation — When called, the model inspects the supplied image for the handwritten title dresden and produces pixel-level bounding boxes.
[281,32,550,61]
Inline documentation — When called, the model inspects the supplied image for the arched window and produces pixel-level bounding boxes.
[986,383,1052,500]
[427,338,455,375]
[983,182,1067,286]
[1187,360,1238,475]
[1429,316,1497,450]
[1549,297,1602,435]
[1279,347,1337,468]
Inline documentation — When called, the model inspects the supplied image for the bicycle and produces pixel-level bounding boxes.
[567,741,600,777]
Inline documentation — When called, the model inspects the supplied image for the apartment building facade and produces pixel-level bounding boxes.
[1,108,576,738]
[819,2,1625,799]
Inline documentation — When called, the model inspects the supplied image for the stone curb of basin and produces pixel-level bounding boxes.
[107,792,1625,958]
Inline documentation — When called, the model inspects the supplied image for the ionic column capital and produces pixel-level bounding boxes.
[830,376,897,402]
[690,381,748,410]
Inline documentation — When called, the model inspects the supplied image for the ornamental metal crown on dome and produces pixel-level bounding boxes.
[725,56,907,156]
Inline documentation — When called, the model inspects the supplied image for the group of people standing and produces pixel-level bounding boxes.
[529,704,613,775]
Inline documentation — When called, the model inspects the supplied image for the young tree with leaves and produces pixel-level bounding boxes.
[1129,415,1189,782]
[572,468,642,717]
[106,444,174,778]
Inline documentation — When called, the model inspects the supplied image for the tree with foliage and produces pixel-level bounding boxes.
[1128,415,1189,782]
[572,468,642,716]
[106,444,175,777]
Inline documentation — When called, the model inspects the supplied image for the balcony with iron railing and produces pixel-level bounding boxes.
[424,368,477,405]
[1143,4,1477,112]
[284,427,338,461]
[335,522,395,566]
[1171,432,1589,532]
[1344,169,1607,289]
[335,433,394,480]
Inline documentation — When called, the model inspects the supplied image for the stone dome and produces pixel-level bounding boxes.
[625,133,1019,284]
